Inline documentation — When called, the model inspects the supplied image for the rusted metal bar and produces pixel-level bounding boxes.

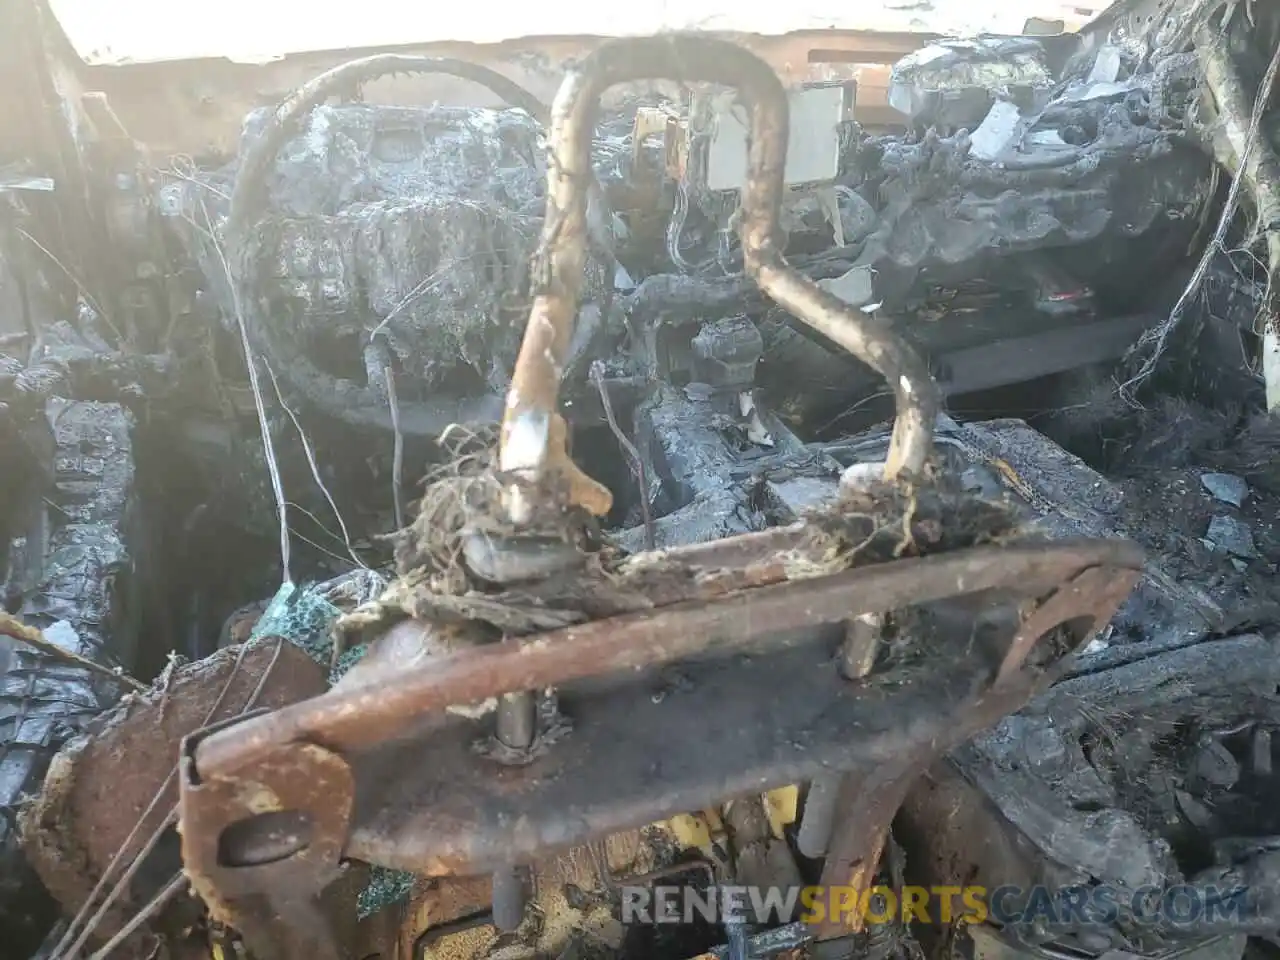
[460,496,1030,623]
[613,521,847,602]
[809,651,1076,942]
[814,775,910,940]
[809,649,1076,941]
[810,562,1143,942]
[343,559,1136,876]
[342,622,1050,873]
[193,540,1140,777]
[499,35,938,522]
[797,774,844,860]
[177,551,1141,942]
[798,613,885,859]
[995,565,1135,685]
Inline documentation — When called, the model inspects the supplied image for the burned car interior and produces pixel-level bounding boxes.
[5,0,1280,958]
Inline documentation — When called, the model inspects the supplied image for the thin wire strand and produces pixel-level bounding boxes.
[283,501,361,555]
[84,875,188,960]
[57,641,285,959]
[291,528,366,568]
[385,366,405,530]
[1121,33,1280,399]
[264,361,367,569]
[14,227,121,343]
[196,196,292,583]
[52,641,263,958]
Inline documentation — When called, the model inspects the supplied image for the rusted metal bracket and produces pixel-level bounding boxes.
[803,568,1146,942]
[808,564,1142,943]
[190,540,1136,769]
[995,565,1137,686]
[178,711,359,960]
[498,34,938,522]
[178,540,1142,951]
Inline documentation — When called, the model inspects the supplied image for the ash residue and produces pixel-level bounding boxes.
[175,103,552,417]
[1041,389,1280,621]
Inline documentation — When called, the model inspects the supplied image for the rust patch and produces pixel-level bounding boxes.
[196,538,1141,773]
[19,638,325,942]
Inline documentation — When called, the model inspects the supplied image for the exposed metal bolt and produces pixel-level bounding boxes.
[839,614,882,681]
[486,695,535,920]
[496,691,537,750]
[796,773,843,860]
[799,615,884,859]
[491,864,527,932]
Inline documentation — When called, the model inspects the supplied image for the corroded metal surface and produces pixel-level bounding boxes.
[177,539,1140,897]
[810,560,1141,941]
[351,558,1138,879]
[194,539,1142,771]
[180,734,358,960]
[19,637,325,944]
[995,564,1138,685]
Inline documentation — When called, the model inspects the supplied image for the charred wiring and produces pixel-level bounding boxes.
[4,1,1280,959]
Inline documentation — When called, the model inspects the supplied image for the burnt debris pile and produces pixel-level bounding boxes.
[4,1,1280,958]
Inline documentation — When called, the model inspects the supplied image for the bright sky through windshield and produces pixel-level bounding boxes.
[47,0,1112,66]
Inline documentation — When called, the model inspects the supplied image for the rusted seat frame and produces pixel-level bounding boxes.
[176,36,1145,959]
[178,536,1140,958]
